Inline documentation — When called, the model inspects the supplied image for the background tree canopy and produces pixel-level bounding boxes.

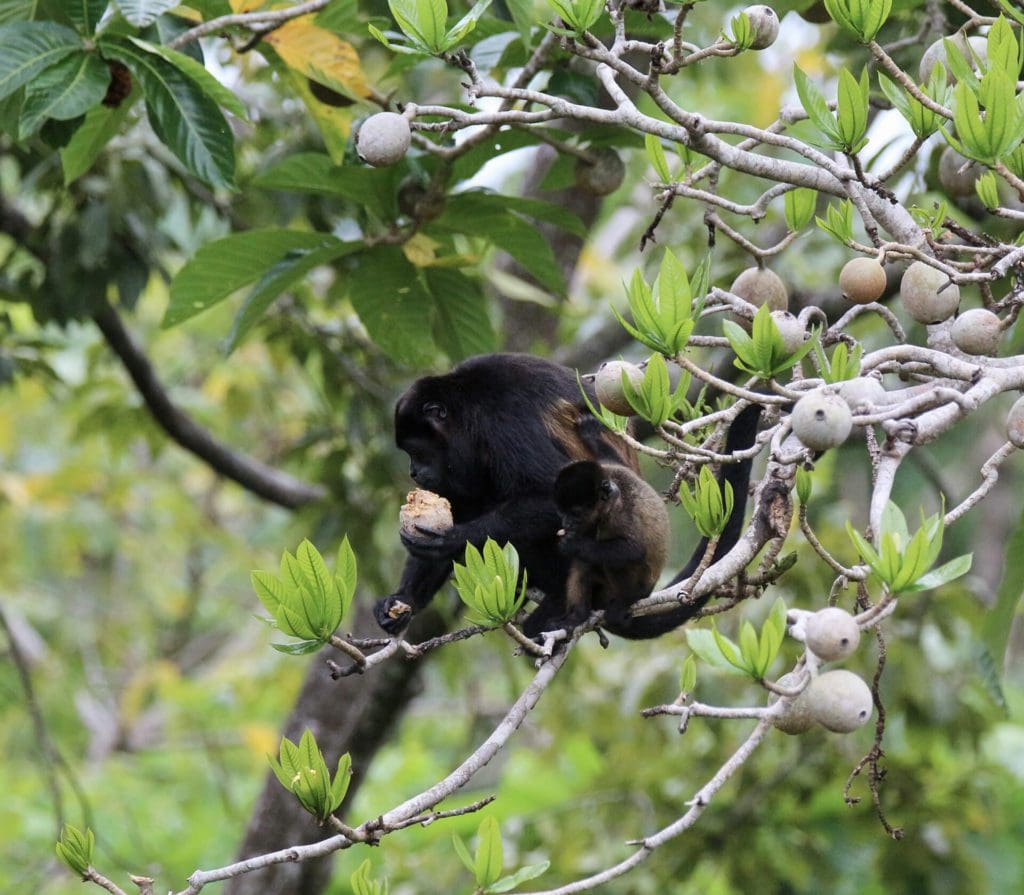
[2,0,1024,893]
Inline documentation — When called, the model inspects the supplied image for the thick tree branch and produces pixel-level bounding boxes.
[92,304,328,509]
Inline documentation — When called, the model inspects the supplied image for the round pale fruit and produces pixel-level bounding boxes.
[1006,395,1024,448]
[804,669,873,733]
[839,258,887,304]
[594,360,644,415]
[790,390,852,451]
[731,266,789,314]
[770,310,806,354]
[742,5,780,49]
[356,112,411,167]
[839,376,886,411]
[950,308,1001,356]
[899,261,960,324]
[919,33,988,84]
[574,147,626,196]
[770,672,814,735]
[805,607,861,661]
[938,147,986,198]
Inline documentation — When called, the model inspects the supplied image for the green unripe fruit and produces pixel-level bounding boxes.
[839,258,887,304]
[574,147,626,196]
[805,607,861,661]
[790,390,852,451]
[950,308,1001,356]
[356,112,411,167]
[804,669,873,733]
[899,261,960,324]
[594,360,644,415]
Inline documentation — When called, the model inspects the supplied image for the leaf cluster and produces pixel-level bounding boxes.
[679,465,735,539]
[453,816,550,893]
[614,250,705,357]
[879,67,950,140]
[268,730,352,823]
[846,502,972,594]
[369,0,493,56]
[251,539,356,654]
[453,540,527,626]
[55,824,94,878]
[351,859,389,895]
[548,0,605,39]
[722,304,817,380]
[794,66,870,155]
[813,339,862,384]
[823,0,892,43]
[686,599,788,679]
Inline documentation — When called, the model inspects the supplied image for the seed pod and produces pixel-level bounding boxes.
[790,390,852,451]
[594,360,644,415]
[804,669,873,733]
[950,308,1001,356]
[899,261,960,324]
[805,607,861,661]
[839,257,886,304]
[356,112,411,167]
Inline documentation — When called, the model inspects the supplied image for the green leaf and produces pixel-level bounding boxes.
[115,0,178,27]
[784,187,816,231]
[453,835,476,875]
[127,37,249,120]
[444,0,492,47]
[475,816,503,887]
[252,569,289,617]
[794,64,842,146]
[0,21,82,102]
[679,655,697,692]
[55,825,94,877]
[487,861,551,893]
[711,622,747,672]
[101,37,235,188]
[346,245,437,365]
[227,242,359,352]
[426,267,498,361]
[685,628,744,673]
[60,99,134,184]
[836,67,869,153]
[166,230,342,327]
[645,132,671,182]
[19,51,109,138]
[330,753,352,811]
[271,639,324,655]
[335,538,358,620]
[907,553,972,591]
[66,0,109,34]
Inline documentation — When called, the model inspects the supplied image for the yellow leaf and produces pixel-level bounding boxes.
[281,67,353,163]
[264,17,371,100]
[229,0,267,11]
[403,233,442,267]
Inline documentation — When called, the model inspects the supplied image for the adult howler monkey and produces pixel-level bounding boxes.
[373,353,760,639]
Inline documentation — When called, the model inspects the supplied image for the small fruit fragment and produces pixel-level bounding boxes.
[770,310,806,354]
[400,489,453,537]
[1006,395,1024,448]
[804,607,861,661]
[839,257,886,304]
[790,390,852,451]
[742,5,780,49]
[574,147,626,196]
[804,669,873,733]
[356,112,411,167]
[594,360,644,415]
[899,261,960,324]
[950,308,1001,356]
[731,266,789,314]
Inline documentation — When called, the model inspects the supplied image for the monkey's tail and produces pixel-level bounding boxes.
[607,402,763,641]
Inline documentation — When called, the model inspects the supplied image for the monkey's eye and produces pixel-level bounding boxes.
[422,401,448,421]
[599,480,614,500]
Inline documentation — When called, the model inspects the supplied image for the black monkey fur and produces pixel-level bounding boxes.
[373,353,761,640]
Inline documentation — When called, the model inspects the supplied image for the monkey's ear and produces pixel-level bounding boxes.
[555,461,603,512]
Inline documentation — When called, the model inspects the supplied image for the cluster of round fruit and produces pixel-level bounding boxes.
[772,607,873,735]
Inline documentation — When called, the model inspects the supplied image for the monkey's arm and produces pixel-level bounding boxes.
[373,555,454,633]
[399,495,561,561]
[558,532,646,567]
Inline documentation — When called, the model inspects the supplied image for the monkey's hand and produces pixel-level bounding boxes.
[400,525,467,560]
[373,594,414,634]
